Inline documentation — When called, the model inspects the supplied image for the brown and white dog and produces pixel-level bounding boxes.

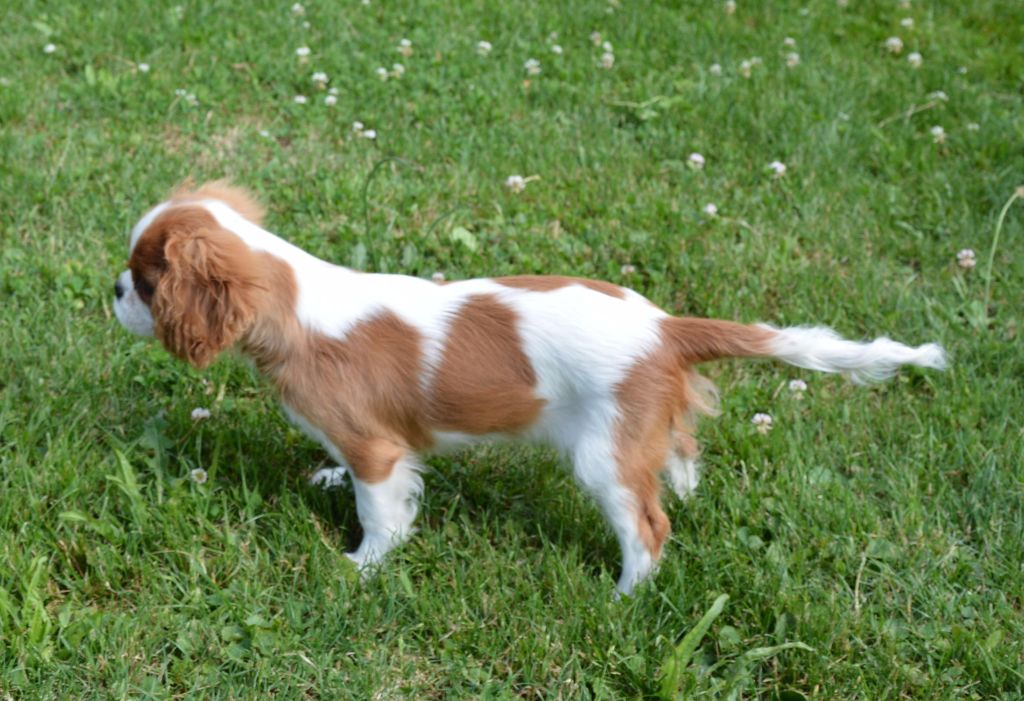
[113,182,946,594]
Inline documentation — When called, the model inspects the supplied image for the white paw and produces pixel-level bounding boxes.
[345,551,380,581]
[309,466,349,489]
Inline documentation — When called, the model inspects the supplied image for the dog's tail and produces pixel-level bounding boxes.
[662,317,946,384]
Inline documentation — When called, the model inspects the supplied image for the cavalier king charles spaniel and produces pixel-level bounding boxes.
[114,181,946,594]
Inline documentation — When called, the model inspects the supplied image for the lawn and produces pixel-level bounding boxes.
[2,0,1023,697]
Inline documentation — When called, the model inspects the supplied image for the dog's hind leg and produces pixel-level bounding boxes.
[665,371,718,500]
[571,429,670,596]
[665,416,701,500]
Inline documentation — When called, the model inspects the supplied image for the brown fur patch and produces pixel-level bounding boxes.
[613,333,690,559]
[428,294,546,434]
[250,309,432,483]
[170,179,266,225]
[661,317,775,363]
[495,275,626,300]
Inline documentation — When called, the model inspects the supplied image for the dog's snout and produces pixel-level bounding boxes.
[114,280,125,299]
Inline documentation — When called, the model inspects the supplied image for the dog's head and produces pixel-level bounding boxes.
[113,181,269,368]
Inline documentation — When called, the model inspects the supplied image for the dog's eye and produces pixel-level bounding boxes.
[135,278,155,300]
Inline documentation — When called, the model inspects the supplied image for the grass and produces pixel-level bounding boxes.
[1,0,1023,697]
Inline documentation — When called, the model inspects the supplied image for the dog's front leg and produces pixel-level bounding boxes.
[343,438,425,570]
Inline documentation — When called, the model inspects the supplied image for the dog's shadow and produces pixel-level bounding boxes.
[217,422,620,574]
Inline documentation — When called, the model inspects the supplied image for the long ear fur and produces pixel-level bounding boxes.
[150,209,263,368]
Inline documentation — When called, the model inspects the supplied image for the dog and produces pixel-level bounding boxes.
[113,181,946,594]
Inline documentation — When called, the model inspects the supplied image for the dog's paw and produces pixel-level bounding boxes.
[309,466,349,489]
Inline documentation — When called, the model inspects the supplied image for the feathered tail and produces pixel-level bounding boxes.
[661,317,946,384]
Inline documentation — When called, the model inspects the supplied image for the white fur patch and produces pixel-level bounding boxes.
[309,466,349,489]
[348,456,424,568]
[113,269,155,337]
[666,455,700,499]
[764,325,947,384]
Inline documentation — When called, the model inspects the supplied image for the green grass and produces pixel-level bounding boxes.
[2,0,1023,697]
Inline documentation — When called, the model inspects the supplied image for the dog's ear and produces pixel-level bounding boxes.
[151,211,263,368]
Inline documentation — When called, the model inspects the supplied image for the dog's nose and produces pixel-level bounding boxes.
[114,280,125,299]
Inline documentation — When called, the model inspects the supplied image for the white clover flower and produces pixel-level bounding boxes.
[836,0,849,7]
[296,46,311,57]
[0,77,10,87]
[957,66,967,75]
[750,56,763,66]
[783,37,797,48]
[293,94,307,104]
[688,152,706,169]
[302,20,310,29]
[739,59,753,78]
[788,379,807,398]
[785,52,800,68]
[505,174,527,192]
[966,122,980,131]
[620,264,636,275]
[590,31,602,46]
[524,58,541,76]
[837,111,850,121]
[768,160,787,177]
[898,0,912,8]
[900,17,914,28]
[551,44,563,55]
[476,40,493,56]
[191,407,211,421]
[190,467,209,484]
[259,129,271,138]
[885,36,904,54]
[956,248,976,269]
[709,63,722,76]
[431,271,446,283]
[352,120,364,133]
[929,125,946,143]
[752,413,774,434]
[724,0,737,15]
[599,52,615,69]
[927,90,948,102]
[312,71,328,84]
[328,86,339,95]
[548,31,559,42]
[361,129,377,140]
[602,41,613,53]
[703,203,718,216]
[907,51,922,68]
[324,94,337,106]
[137,63,150,73]
[397,38,413,57]
[291,2,305,15]
[375,66,389,80]
[174,88,187,97]
[43,43,57,54]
